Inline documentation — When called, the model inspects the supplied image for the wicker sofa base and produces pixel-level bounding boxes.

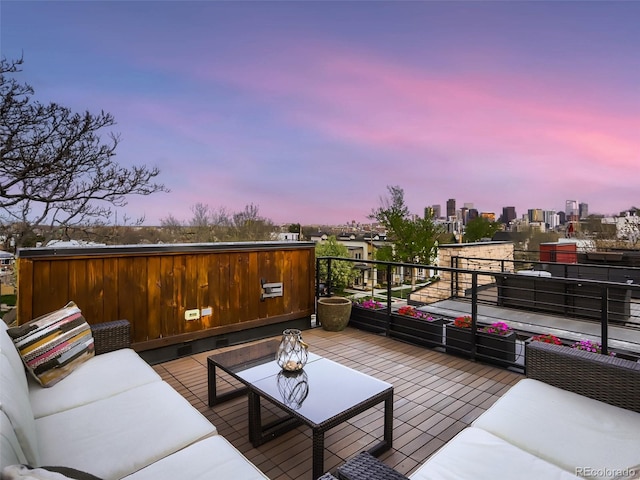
[337,452,409,480]
[525,341,640,412]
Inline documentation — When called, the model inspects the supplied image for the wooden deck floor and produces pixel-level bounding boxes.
[153,326,524,479]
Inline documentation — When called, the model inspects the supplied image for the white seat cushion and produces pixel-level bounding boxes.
[409,427,581,480]
[1,410,27,468]
[0,354,40,466]
[36,381,216,480]
[0,322,28,393]
[29,348,161,418]
[472,379,640,480]
[123,436,268,480]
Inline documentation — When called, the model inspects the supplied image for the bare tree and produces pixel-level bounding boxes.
[232,203,274,241]
[160,213,183,234]
[188,202,213,242]
[189,203,210,228]
[209,206,232,241]
[0,57,168,248]
[160,203,274,243]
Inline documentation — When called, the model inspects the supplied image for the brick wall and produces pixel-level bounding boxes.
[411,242,514,304]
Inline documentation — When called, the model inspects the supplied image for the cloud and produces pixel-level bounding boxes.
[20,7,637,223]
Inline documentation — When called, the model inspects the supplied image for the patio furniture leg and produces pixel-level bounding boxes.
[384,393,393,449]
[367,390,394,456]
[207,362,217,407]
[248,390,262,447]
[207,358,248,406]
[312,429,325,480]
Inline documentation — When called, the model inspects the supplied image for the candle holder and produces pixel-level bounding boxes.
[275,329,309,372]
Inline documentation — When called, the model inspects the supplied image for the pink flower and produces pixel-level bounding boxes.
[481,321,512,336]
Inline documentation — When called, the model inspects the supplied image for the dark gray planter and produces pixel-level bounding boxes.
[445,324,474,357]
[349,306,388,334]
[445,324,517,367]
[389,314,445,348]
[477,330,517,366]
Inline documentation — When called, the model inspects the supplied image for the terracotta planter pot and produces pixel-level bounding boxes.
[317,297,352,331]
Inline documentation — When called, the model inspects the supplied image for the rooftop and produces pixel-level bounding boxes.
[154,326,523,479]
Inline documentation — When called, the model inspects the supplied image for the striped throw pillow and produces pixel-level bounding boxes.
[8,302,95,387]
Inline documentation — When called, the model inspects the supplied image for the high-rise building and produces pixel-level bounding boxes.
[460,207,469,225]
[565,200,579,222]
[558,211,566,224]
[446,199,456,219]
[501,206,517,224]
[579,202,589,219]
[424,205,440,219]
[468,209,479,222]
[565,200,578,217]
[544,210,560,229]
[528,209,544,223]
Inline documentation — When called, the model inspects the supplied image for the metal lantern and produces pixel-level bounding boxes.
[276,329,309,372]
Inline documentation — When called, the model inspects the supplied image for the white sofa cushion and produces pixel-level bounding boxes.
[1,410,27,468]
[0,322,28,394]
[472,378,640,480]
[0,354,40,466]
[409,427,581,480]
[29,348,161,418]
[123,436,268,480]
[35,381,217,480]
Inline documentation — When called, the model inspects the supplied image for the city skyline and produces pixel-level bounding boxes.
[2,2,638,226]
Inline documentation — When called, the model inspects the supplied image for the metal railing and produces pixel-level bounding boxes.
[316,256,640,371]
[451,254,640,297]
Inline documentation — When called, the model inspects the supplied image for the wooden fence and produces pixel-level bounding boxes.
[17,242,315,351]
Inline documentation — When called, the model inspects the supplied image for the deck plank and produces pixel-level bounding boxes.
[155,326,523,479]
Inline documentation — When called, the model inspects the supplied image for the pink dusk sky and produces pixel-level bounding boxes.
[2,1,638,226]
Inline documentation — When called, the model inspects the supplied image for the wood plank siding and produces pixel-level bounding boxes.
[17,242,316,351]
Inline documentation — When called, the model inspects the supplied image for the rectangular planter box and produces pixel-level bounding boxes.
[445,324,517,367]
[389,314,445,349]
[477,330,517,366]
[349,306,388,334]
[445,324,474,358]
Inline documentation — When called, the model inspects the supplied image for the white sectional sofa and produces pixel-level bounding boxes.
[409,342,640,480]
[409,379,640,480]
[0,319,268,480]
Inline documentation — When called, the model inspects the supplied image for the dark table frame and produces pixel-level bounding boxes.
[207,340,394,479]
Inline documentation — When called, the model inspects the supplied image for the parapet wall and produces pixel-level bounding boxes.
[411,241,514,304]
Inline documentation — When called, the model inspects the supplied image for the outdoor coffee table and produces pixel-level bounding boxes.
[207,338,394,480]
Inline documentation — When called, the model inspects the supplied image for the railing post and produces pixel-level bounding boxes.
[326,258,332,296]
[471,272,478,359]
[451,256,460,298]
[315,257,321,297]
[601,286,609,356]
[385,266,393,338]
